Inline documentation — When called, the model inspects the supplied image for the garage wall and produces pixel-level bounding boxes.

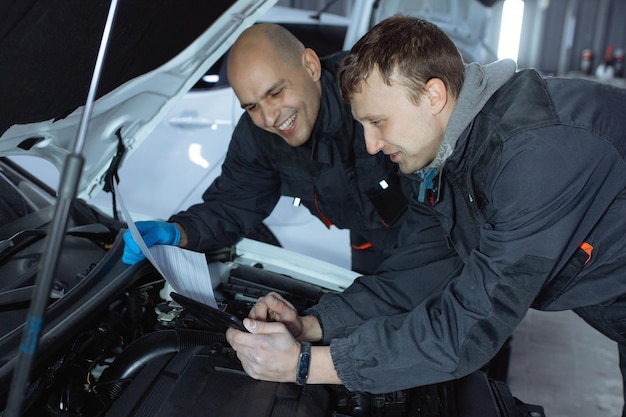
[518,0,626,76]
[276,0,626,77]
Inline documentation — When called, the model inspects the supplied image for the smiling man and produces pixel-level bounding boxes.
[226,16,626,415]
[122,23,408,275]
[227,26,322,148]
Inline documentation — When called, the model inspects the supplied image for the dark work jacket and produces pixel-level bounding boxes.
[169,52,407,267]
[309,69,626,392]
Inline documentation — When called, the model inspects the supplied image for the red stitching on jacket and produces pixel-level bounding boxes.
[313,191,333,228]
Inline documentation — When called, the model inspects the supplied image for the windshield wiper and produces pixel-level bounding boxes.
[0,223,111,263]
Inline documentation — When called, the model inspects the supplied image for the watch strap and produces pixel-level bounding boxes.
[295,341,311,386]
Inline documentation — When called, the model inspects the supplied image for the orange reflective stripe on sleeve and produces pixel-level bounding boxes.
[351,242,374,250]
[579,241,593,265]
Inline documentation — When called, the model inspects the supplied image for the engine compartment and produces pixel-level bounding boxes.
[0,187,544,416]
[9,258,540,417]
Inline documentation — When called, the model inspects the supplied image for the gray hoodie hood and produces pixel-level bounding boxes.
[413,59,517,203]
[427,59,517,170]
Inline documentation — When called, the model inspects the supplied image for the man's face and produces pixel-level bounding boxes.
[229,48,321,147]
[350,70,445,174]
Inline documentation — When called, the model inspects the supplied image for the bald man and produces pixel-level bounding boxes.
[122,23,408,275]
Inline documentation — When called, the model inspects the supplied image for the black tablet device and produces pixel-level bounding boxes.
[170,292,248,332]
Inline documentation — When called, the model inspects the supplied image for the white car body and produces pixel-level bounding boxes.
[89,6,353,269]
[10,5,354,270]
[5,1,499,271]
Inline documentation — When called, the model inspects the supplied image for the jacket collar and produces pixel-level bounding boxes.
[309,65,354,164]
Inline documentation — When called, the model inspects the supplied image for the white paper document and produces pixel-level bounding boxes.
[114,182,217,307]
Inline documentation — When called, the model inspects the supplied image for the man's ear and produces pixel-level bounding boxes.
[302,48,322,81]
[424,78,448,115]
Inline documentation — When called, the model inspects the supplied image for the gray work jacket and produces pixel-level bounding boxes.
[309,69,626,393]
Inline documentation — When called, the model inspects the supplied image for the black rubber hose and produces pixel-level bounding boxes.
[97,329,224,401]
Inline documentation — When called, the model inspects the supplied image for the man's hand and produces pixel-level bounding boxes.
[122,221,181,264]
[249,292,303,337]
[226,318,341,386]
[226,319,300,383]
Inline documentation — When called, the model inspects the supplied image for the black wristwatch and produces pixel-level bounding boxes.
[295,341,311,386]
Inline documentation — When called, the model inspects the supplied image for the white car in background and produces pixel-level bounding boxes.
[85,0,500,270]
[8,5,353,269]
[88,5,354,269]
[7,0,501,270]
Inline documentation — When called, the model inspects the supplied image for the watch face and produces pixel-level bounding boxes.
[296,342,311,385]
[298,353,311,377]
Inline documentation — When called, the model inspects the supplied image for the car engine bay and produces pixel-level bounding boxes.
[0,217,542,416]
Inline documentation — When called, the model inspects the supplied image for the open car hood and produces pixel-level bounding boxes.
[0,0,276,198]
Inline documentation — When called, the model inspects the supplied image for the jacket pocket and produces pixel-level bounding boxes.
[531,242,592,309]
[366,174,408,227]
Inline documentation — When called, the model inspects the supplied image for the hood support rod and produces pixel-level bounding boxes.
[4,0,120,415]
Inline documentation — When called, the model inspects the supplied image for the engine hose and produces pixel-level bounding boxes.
[96,328,225,401]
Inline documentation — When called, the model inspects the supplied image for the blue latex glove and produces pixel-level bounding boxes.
[122,221,181,264]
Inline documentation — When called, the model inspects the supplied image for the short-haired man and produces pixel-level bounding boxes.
[226,16,626,415]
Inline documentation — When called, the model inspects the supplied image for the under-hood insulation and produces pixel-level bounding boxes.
[0,0,235,136]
